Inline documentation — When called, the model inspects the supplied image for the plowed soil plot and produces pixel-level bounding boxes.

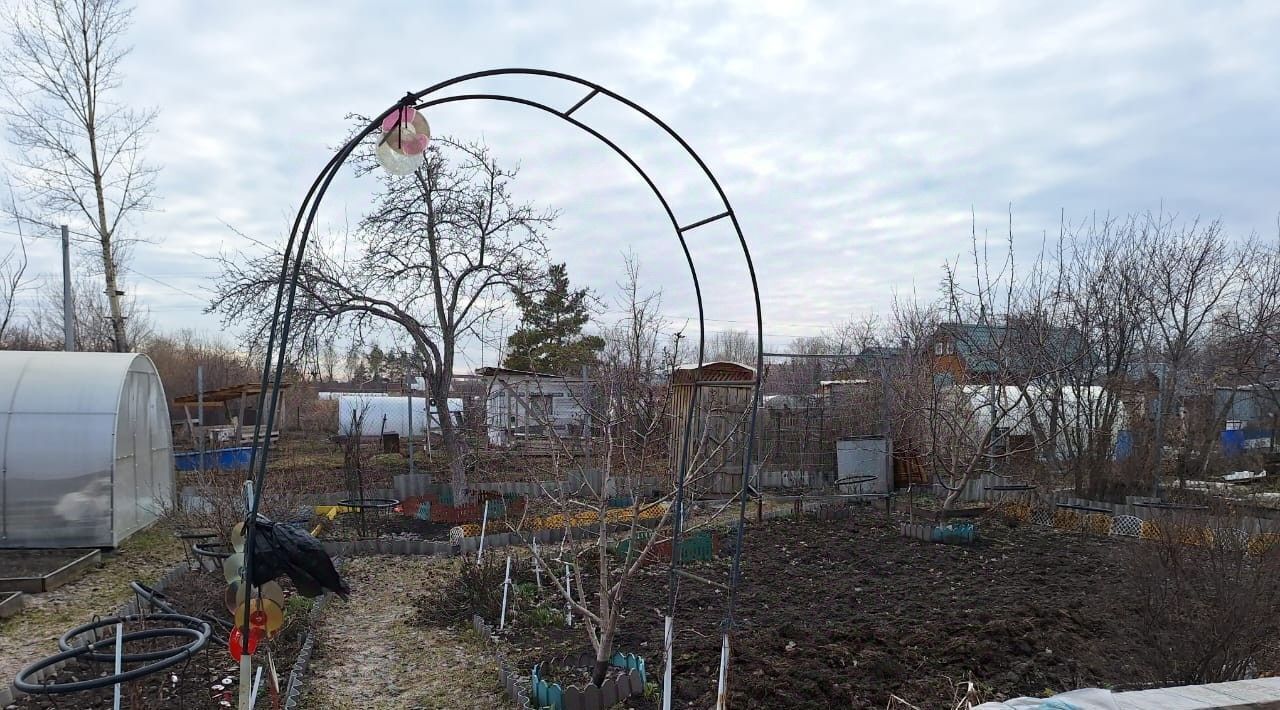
[327,512,455,541]
[511,510,1153,709]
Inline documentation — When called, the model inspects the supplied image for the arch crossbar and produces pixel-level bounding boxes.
[241,68,765,710]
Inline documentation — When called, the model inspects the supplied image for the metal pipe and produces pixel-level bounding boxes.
[476,500,489,565]
[61,225,73,351]
[197,365,204,473]
[406,373,414,476]
[499,555,512,630]
[112,622,123,710]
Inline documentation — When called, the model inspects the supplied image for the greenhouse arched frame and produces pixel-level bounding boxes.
[243,68,764,709]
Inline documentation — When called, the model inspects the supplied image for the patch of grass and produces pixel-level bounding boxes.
[369,453,407,469]
[522,605,560,628]
[284,593,314,620]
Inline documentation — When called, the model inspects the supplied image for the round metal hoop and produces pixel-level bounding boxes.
[17,614,211,694]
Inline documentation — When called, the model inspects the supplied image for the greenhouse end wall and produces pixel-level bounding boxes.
[0,352,174,548]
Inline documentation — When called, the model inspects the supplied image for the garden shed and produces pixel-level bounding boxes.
[0,351,173,548]
[670,361,757,494]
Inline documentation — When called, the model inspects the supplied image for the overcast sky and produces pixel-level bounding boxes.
[2,0,1279,368]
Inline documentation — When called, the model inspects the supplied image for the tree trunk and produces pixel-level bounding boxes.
[85,77,129,353]
[591,624,616,686]
[939,485,964,519]
[101,246,128,351]
[427,369,466,503]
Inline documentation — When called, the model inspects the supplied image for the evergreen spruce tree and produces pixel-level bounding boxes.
[503,263,604,373]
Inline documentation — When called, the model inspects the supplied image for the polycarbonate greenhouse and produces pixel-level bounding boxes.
[0,352,173,548]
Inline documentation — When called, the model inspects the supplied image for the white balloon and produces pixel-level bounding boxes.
[376,137,425,176]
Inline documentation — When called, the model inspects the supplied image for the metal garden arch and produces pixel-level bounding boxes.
[243,68,765,709]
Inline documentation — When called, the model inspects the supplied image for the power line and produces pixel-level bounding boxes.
[119,265,206,301]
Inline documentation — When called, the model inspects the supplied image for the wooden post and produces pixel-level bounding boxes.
[237,389,248,443]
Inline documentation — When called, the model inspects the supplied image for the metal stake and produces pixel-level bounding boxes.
[476,500,490,565]
[532,539,542,590]
[715,634,731,710]
[61,225,73,351]
[499,555,512,630]
[661,616,674,710]
[112,622,123,710]
[564,562,573,627]
[406,373,415,476]
[197,365,204,472]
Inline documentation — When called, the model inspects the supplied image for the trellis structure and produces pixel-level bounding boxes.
[240,69,764,710]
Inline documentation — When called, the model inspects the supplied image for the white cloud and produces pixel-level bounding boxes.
[0,0,1277,361]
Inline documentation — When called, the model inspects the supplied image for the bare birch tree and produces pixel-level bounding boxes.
[1,0,157,352]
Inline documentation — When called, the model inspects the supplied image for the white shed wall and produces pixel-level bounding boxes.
[337,395,463,438]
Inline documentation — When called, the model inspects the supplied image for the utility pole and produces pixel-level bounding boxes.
[61,225,74,351]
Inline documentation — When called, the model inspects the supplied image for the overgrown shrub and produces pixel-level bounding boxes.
[414,556,533,627]
[1127,508,1280,683]
[164,466,315,544]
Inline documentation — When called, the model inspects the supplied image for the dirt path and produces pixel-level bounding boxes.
[0,525,185,686]
[302,556,502,709]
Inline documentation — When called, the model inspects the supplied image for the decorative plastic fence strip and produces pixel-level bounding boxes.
[614,531,718,565]
[899,522,975,545]
[1085,513,1112,535]
[283,559,342,710]
[530,653,647,710]
[1111,515,1143,537]
[524,502,666,533]
[1249,532,1280,556]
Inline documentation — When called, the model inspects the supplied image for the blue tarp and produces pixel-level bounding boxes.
[173,446,253,471]
[1221,429,1246,457]
[1114,431,1133,461]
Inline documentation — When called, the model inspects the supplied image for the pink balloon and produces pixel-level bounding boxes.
[402,134,429,155]
[380,106,418,132]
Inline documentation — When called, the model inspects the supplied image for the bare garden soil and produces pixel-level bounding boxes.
[8,569,311,709]
[486,509,1161,709]
[326,511,456,541]
[0,550,92,581]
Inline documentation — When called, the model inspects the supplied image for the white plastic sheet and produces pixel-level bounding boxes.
[972,688,1118,710]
